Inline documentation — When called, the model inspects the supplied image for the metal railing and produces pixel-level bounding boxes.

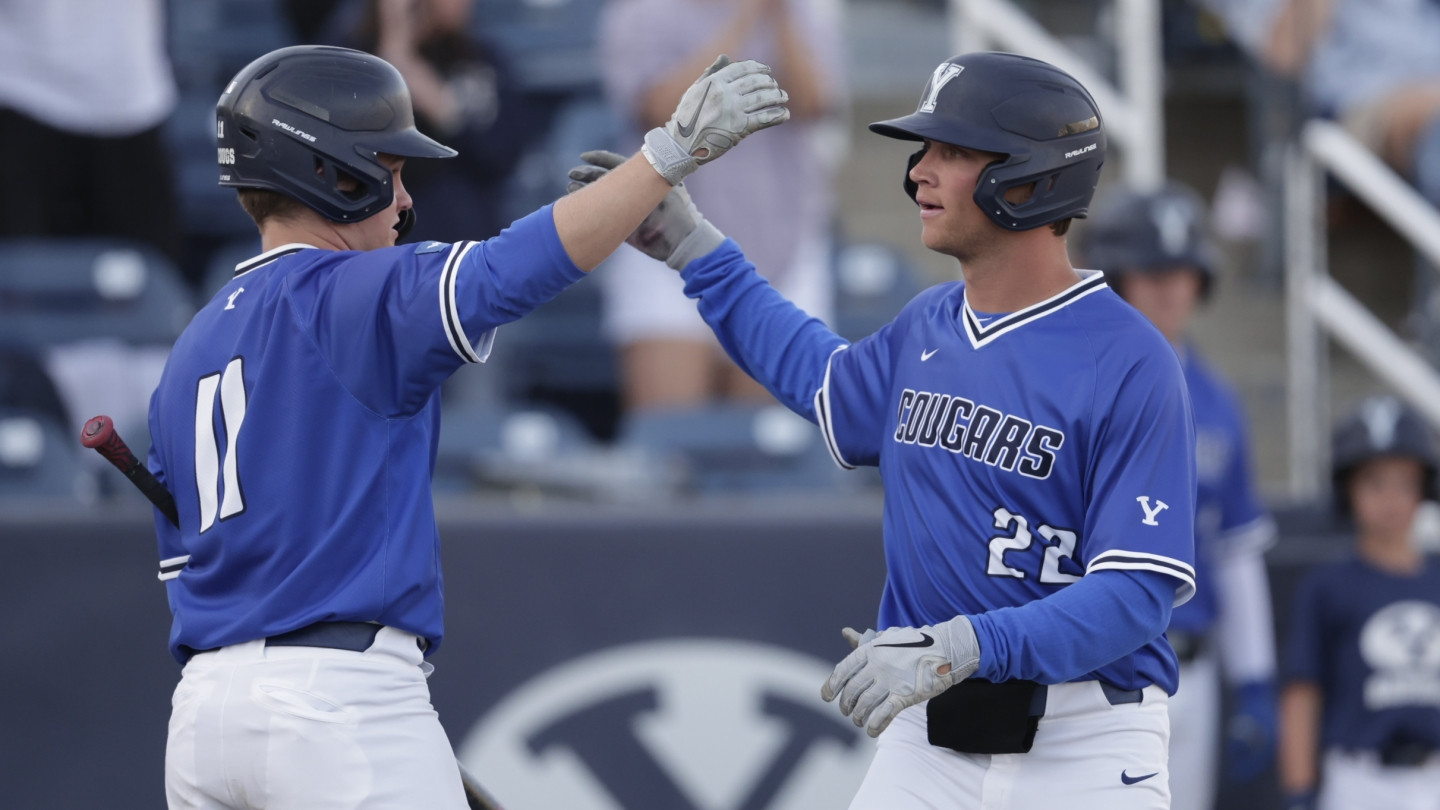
[1285,119,1440,498]
[949,0,1164,189]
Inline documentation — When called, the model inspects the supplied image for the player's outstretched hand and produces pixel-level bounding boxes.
[821,616,981,738]
[567,150,726,270]
[642,54,790,185]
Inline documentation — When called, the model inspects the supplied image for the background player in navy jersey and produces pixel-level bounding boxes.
[570,51,1196,809]
[1078,181,1279,809]
[146,44,788,808]
[1278,396,1440,810]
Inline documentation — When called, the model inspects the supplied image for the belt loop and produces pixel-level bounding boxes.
[1028,684,1048,716]
[1099,681,1144,706]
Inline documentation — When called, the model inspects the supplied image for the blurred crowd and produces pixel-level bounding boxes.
[1,2,1438,809]
[10,0,1440,504]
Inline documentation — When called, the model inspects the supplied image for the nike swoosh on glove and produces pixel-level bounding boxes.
[821,616,981,737]
[641,54,790,185]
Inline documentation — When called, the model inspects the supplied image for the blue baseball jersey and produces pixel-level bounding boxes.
[1167,347,1273,636]
[812,273,1197,691]
[146,206,583,663]
[1282,556,1440,752]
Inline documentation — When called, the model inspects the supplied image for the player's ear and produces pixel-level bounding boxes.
[1003,181,1036,205]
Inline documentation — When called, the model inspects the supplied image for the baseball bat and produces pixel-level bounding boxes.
[80,415,179,527]
[78,415,505,810]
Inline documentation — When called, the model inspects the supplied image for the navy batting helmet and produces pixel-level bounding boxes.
[216,45,457,225]
[1331,396,1439,512]
[869,52,1106,231]
[1078,181,1217,299]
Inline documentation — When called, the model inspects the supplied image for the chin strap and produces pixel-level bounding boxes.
[394,208,415,241]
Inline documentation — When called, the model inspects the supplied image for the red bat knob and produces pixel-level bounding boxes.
[80,415,114,449]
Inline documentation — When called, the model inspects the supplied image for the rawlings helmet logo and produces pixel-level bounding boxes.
[270,118,317,143]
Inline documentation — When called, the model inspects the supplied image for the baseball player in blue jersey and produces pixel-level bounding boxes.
[1278,397,1440,810]
[1078,181,1280,809]
[570,51,1196,808]
[146,44,788,808]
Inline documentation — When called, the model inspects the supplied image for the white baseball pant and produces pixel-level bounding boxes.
[847,681,1172,810]
[1167,652,1221,810]
[1319,749,1440,810]
[165,626,469,809]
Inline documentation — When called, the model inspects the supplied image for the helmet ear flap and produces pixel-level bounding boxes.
[904,146,926,204]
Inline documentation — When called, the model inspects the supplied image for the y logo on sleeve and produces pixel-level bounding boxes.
[1136,496,1169,526]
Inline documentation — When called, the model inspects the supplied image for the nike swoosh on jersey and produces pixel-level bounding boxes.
[921,348,939,361]
[1120,770,1159,785]
[675,83,712,138]
[875,632,934,649]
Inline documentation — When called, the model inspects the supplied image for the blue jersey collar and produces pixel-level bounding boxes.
[961,269,1108,349]
[234,243,317,278]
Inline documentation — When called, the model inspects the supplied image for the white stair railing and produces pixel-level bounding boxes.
[1285,119,1440,498]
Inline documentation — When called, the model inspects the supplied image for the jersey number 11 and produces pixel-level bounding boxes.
[195,357,248,533]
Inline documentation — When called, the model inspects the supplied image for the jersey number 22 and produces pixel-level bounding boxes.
[987,507,1081,584]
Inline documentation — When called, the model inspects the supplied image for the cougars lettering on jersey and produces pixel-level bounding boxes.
[813,271,1197,693]
[891,389,1064,479]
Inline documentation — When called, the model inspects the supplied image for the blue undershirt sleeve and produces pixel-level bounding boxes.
[680,240,849,420]
[968,569,1176,684]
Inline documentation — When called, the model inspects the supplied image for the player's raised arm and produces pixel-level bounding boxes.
[552,55,789,271]
[564,149,848,420]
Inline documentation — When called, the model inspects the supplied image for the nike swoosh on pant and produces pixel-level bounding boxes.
[1120,771,1158,785]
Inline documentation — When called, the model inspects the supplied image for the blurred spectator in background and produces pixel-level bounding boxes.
[597,0,847,412]
[0,347,71,429]
[0,346,83,502]
[285,0,535,243]
[1078,181,1280,810]
[0,0,181,264]
[1278,396,1440,810]
[1200,0,1440,357]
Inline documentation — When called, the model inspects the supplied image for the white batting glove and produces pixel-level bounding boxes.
[642,55,790,185]
[567,150,726,270]
[821,616,982,738]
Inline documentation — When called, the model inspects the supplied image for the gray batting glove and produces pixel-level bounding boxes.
[821,616,982,738]
[567,149,726,270]
[642,54,790,185]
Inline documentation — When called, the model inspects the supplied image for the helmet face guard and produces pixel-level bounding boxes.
[872,52,1106,232]
[1077,182,1217,299]
[216,45,456,224]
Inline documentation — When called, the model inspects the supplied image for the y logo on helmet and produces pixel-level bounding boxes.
[1360,397,1403,450]
[919,64,964,113]
[1152,198,1195,258]
[458,639,874,810]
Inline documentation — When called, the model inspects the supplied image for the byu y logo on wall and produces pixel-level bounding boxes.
[458,639,874,810]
